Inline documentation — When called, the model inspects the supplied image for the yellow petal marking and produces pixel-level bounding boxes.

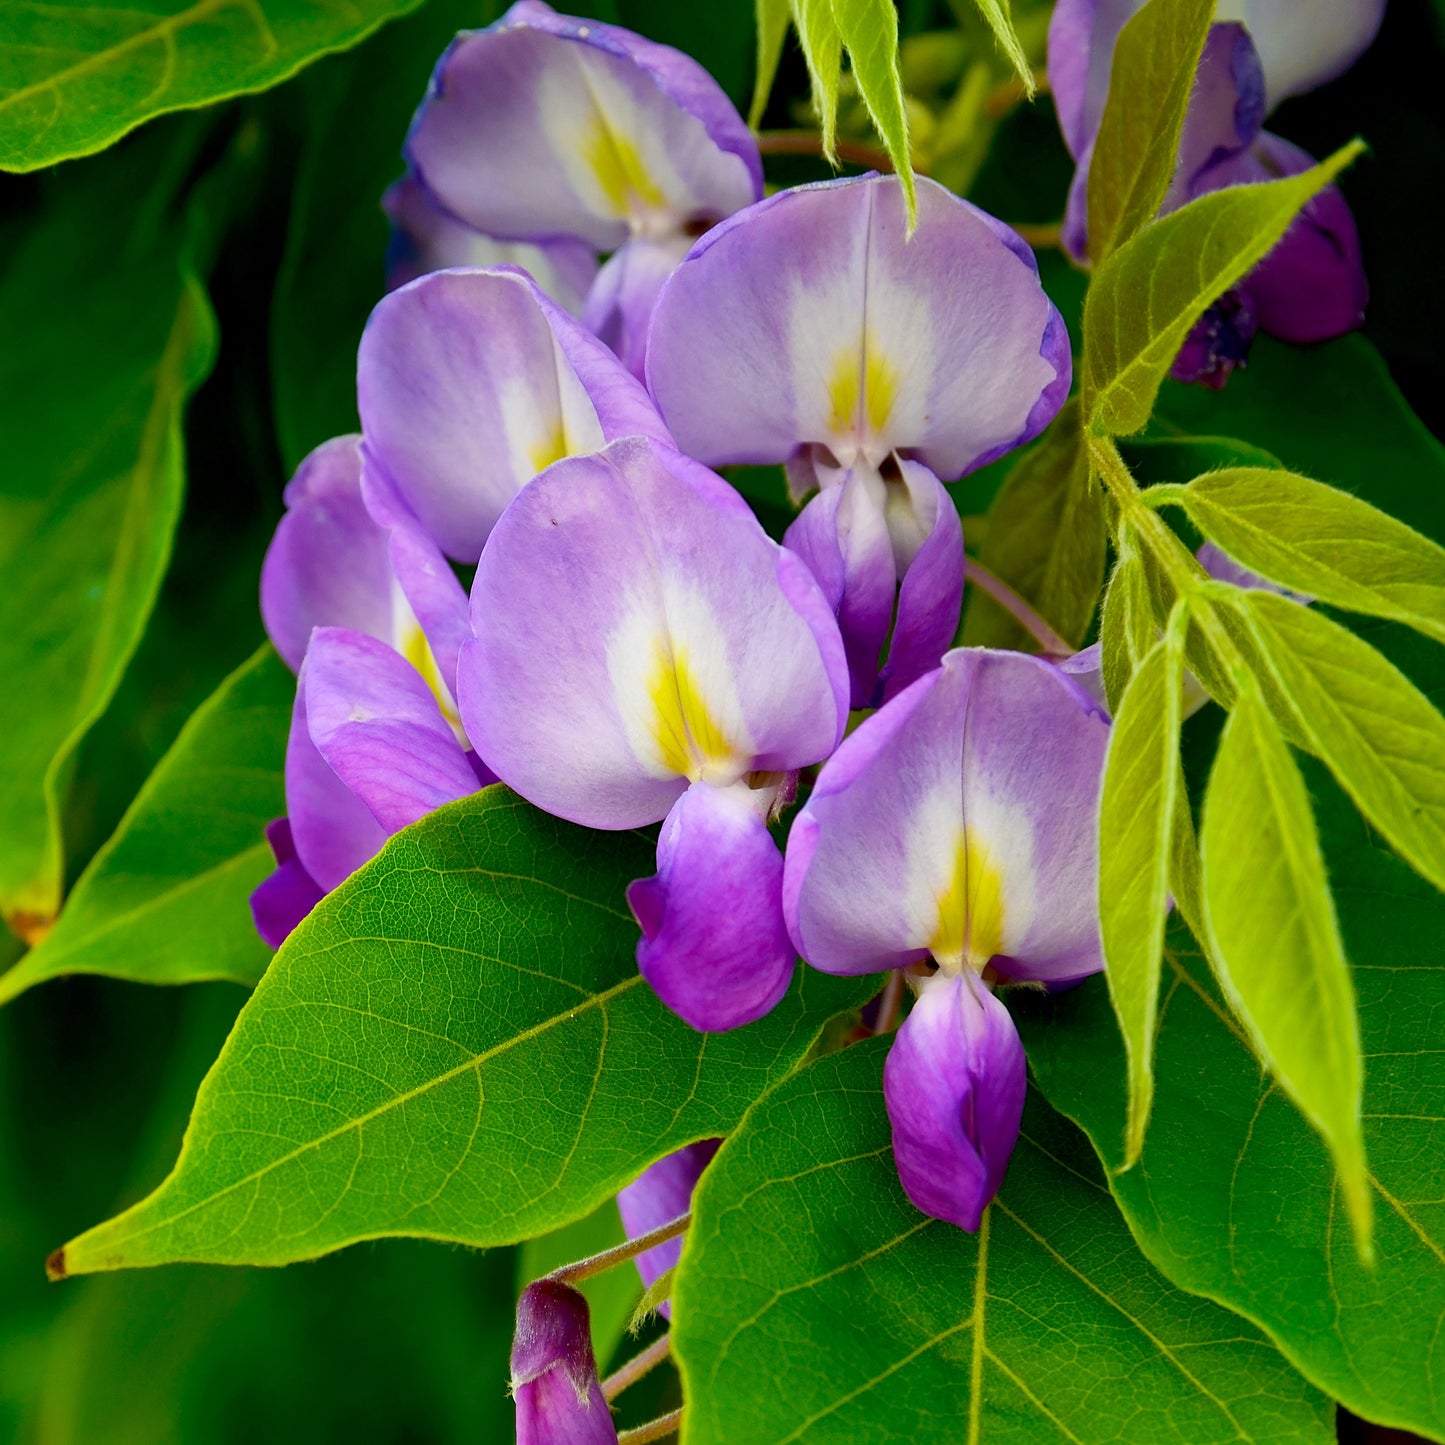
[528,422,571,476]
[585,116,665,218]
[399,619,464,738]
[825,333,899,450]
[647,636,734,781]
[931,827,1007,973]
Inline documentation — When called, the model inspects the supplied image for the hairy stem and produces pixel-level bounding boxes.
[549,1213,690,1287]
[603,1333,673,1402]
[755,129,895,170]
[961,555,1072,656]
[618,1407,684,1443]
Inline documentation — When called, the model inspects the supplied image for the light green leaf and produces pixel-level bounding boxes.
[0,0,429,173]
[0,164,217,940]
[675,1040,1333,1445]
[962,402,1106,651]
[961,0,1032,95]
[751,0,793,128]
[53,789,870,1275]
[1098,612,1185,1167]
[1087,0,1214,262]
[517,1200,637,1368]
[830,0,915,225]
[1239,590,1445,896]
[1179,467,1445,643]
[1098,541,1156,711]
[0,645,291,1008]
[1083,141,1363,436]
[790,0,843,160]
[1200,679,1371,1257]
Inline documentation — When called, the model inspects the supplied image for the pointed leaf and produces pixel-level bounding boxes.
[831,0,916,225]
[1200,680,1371,1257]
[0,645,290,1007]
[1098,613,1185,1167]
[0,0,429,173]
[1084,141,1364,436]
[1180,467,1445,643]
[791,0,844,160]
[751,0,794,128]
[1087,0,1215,262]
[675,1040,1333,1444]
[963,0,1033,95]
[1239,590,1445,895]
[1099,542,1156,711]
[52,790,870,1275]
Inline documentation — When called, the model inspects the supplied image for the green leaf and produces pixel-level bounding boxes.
[790,0,844,159]
[270,0,493,470]
[517,1200,637,1368]
[1086,0,1214,262]
[1083,141,1364,436]
[1238,591,1445,895]
[961,0,1033,95]
[0,0,429,173]
[1200,679,1371,1257]
[1098,542,1156,711]
[1018,740,1445,1439]
[1178,467,1445,643]
[962,401,1106,651]
[1098,612,1185,1167]
[0,645,291,1008]
[0,162,217,939]
[675,1040,1333,1445]
[830,0,916,225]
[751,0,793,128]
[53,790,870,1275]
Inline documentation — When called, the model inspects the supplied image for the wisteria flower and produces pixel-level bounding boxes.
[647,172,1070,707]
[784,650,1110,1228]
[404,0,763,378]
[1051,0,1377,384]
[461,436,848,1032]
[616,1139,720,1316]
[511,1280,617,1445]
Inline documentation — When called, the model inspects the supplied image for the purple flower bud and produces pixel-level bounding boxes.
[511,1280,618,1445]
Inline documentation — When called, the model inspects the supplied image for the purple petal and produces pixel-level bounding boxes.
[1054,642,1108,715]
[1234,0,1385,107]
[382,173,597,308]
[627,781,796,1032]
[304,628,479,836]
[1168,288,1260,390]
[405,1,759,251]
[875,462,964,706]
[260,437,395,672]
[460,437,846,829]
[357,266,666,562]
[883,971,1026,1232]
[249,818,325,948]
[1198,538,1312,604]
[512,1279,617,1445]
[582,233,690,381]
[616,1138,721,1314]
[285,669,387,893]
[1169,24,1267,205]
[786,649,1110,986]
[646,173,1070,480]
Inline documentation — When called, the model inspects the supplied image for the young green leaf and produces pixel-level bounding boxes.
[1087,0,1215,262]
[1099,541,1157,711]
[790,0,844,161]
[1179,467,1445,644]
[0,160,217,940]
[751,0,793,127]
[962,402,1106,651]
[830,0,916,224]
[0,0,428,172]
[52,790,871,1276]
[1239,591,1445,895]
[1200,679,1371,1258]
[0,645,289,1007]
[1098,611,1186,1167]
[962,0,1034,95]
[674,1041,1333,1445]
[1084,141,1364,436]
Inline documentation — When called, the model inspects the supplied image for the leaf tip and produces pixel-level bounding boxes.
[1341,1162,1375,1268]
[45,1247,68,1282]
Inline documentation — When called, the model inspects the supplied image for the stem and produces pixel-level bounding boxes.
[618,1408,684,1444]
[602,1334,672,1402]
[548,1212,690,1287]
[872,970,905,1036]
[1009,221,1062,250]
[755,129,895,170]
[961,555,1072,656]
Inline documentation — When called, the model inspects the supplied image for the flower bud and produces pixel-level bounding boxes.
[511,1280,618,1445]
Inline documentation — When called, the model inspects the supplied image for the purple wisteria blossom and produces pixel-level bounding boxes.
[460,436,848,1032]
[1050,0,1379,385]
[784,650,1110,1229]
[511,1280,617,1445]
[647,173,1070,708]
[616,1140,720,1317]
[404,0,762,378]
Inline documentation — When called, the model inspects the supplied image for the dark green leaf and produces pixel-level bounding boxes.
[1084,142,1363,435]
[0,645,291,1007]
[1087,0,1213,261]
[675,1039,1333,1444]
[54,790,871,1273]
[0,0,429,172]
